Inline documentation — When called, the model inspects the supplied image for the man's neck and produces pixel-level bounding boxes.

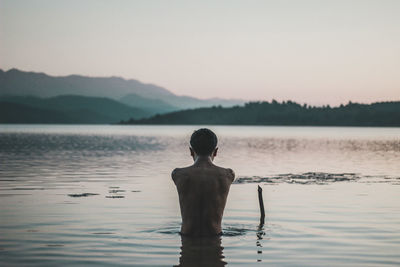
[194,156,213,165]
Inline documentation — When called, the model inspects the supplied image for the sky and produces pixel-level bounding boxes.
[0,0,399,105]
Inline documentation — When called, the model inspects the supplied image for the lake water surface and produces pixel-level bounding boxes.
[0,125,399,266]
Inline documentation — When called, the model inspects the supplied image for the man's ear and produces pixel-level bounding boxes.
[213,147,218,157]
[190,147,195,157]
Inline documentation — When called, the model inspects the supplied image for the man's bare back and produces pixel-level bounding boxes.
[172,160,234,236]
[172,129,235,237]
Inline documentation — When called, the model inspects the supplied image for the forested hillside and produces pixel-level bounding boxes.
[122,100,400,126]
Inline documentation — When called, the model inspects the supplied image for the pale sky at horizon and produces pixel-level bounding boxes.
[0,0,399,105]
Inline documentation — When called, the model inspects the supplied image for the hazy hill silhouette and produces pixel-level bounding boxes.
[0,69,244,111]
[119,93,177,114]
[121,100,400,127]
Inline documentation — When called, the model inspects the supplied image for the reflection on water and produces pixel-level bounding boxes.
[256,224,267,263]
[175,236,226,267]
[0,125,399,266]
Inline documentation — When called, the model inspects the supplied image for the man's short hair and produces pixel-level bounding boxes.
[190,128,218,156]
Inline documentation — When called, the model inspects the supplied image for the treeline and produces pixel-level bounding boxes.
[0,95,150,124]
[121,100,400,126]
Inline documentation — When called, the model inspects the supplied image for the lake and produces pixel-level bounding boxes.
[0,125,399,266]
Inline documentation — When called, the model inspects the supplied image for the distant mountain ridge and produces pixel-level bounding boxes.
[122,100,400,126]
[0,68,244,111]
[0,68,174,99]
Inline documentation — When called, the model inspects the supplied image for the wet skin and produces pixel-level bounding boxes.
[172,148,235,236]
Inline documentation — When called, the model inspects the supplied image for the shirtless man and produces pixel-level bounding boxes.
[172,128,235,237]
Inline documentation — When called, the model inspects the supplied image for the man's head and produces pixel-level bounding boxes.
[190,128,218,160]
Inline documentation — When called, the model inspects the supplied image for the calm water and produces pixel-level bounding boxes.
[0,125,399,266]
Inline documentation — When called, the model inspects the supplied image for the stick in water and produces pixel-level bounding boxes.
[258,185,265,225]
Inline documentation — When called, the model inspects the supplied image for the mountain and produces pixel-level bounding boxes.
[0,102,80,123]
[0,69,244,111]
[121,100,400,126]
[0,68,174,99]
[0,95,150,124]
[119,93,178,114]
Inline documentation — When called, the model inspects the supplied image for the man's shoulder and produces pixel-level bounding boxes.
[172,166,191,174]
[171,166,190,181]
[171,167,180,176]
[214,165,235,182]
[225,167,235,182]
[171,167,181,179]
[172,165,235,182]
[225,168,235,180]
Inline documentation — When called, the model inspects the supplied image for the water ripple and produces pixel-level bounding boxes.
[234,172,361,185]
